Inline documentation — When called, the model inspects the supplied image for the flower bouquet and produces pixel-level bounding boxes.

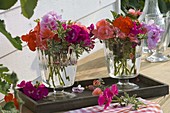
[21,11,95,99]
[92,9,163,90]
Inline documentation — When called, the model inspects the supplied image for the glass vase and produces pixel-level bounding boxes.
[145,14,169,62]
[138,0,161,53]
[104,40,143,91]
[38,47,77,100]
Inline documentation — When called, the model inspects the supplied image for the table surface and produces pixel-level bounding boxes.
[22,48,170,113]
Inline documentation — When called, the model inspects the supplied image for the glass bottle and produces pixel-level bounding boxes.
[139,0,161,53]
[138,0,161,22]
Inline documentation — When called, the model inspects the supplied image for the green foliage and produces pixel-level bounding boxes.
[20,0,38,19]
[0,20,22,50]
[0,64,18,94]
[113,92,145,110]
[0,64,22,112]
[0,0,38,50]
[121,0,144,13]
[121,0,170,14]
[0,105,19,113]
[121,92,145,110]
[111,11,119,19]
[0,0,17,10]
[0,80,10,94]
[3,102,16,111]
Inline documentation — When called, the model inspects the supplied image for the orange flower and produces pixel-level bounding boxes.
[38,28,57,50]
[113,16,133,35]
[4,93,19,109]
[93,80,101,86]
[21,30,37,51]
[21,23,40,51]
[92,19,113,40]
[40,28,55,40]
[4,93,13,102]
[92,88,103,96]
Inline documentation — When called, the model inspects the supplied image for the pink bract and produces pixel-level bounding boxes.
[98,84,118,110]
[92,19,113,40]
[128,9,142,17]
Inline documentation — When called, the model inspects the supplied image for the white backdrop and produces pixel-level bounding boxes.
[0,0,120,82]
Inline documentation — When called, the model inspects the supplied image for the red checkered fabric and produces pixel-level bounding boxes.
[66,98,163,113]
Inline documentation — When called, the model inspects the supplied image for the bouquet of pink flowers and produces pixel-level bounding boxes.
[21,11,95,56]
[92,9,163,76]
[21,11,95,88]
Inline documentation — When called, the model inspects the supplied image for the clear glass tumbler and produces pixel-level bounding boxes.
[145,14,169,62]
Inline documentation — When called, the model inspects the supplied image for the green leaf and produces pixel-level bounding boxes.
[0,20,22,50]
[3,102,15,110]
[20,0,38,19]
[0,97,20,113]
[111,11,118,19]
[10,72,18,84]
[0,65,9,73]
[106,19,112,23]
[0,81,10,94]
[159,0,168,13]
[0,0,17,10]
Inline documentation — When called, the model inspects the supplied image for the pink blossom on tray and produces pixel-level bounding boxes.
[17,81,48,101]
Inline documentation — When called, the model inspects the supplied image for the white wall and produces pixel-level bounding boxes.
[0,0,120,82]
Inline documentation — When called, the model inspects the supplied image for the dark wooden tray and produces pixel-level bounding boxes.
[18,74,169,113]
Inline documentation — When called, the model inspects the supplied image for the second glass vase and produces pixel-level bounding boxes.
[104,40,143,91]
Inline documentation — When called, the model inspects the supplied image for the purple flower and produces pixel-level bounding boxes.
[144,22,164,49]
[40,11,62,31]
[98,84,118,110]
[72,85,85,93]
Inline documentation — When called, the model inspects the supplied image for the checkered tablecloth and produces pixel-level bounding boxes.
[66,98,163,113]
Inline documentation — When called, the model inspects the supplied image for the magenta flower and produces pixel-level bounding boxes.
[66,24,94,48]
[17,81,49,101]
[66,25,81,43]
[111,84,118,95]
[17,80,26,88]
[98,94,105,106]
[22,81,36,98]
[87,24,95,37]
[32,85,49,100]
[130,22,145,36]
[98,84,118,109]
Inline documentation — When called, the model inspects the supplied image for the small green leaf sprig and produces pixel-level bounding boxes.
[0,64,23,113]
[113,92,146,110]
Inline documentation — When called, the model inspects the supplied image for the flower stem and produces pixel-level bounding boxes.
[47,54,56,88]
[56,66,65,86]
[63,66,70,81]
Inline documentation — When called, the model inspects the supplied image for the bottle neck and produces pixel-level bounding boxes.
[138,0,161,22]
[143,0,161,14]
